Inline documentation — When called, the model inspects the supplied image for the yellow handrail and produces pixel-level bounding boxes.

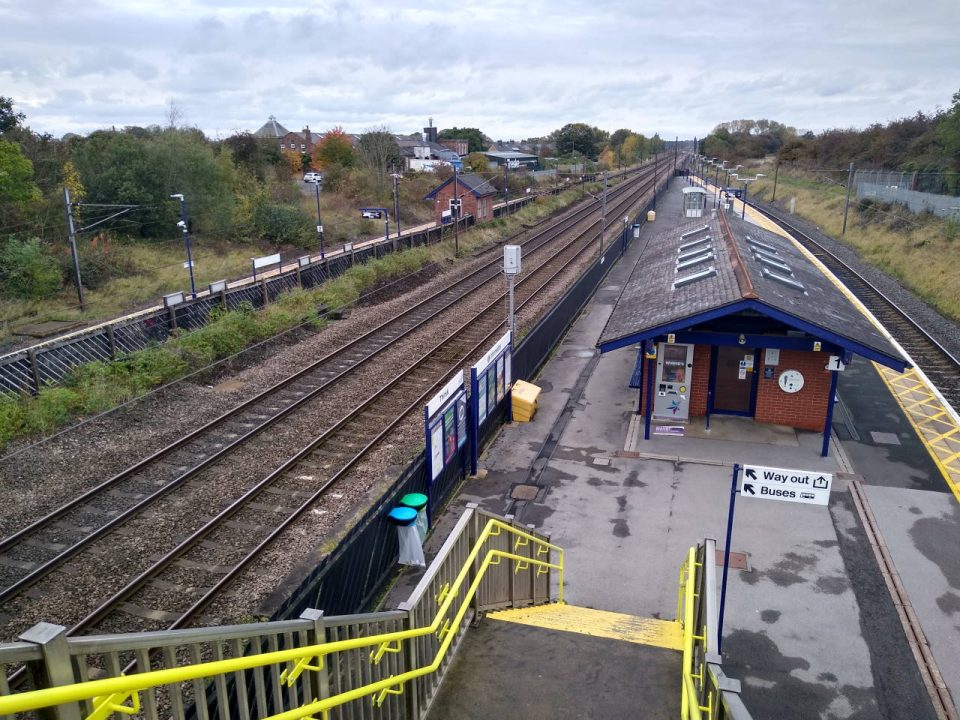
[0,518,563,720]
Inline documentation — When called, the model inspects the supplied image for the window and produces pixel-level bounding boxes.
[290,143,295,149]
[300,144,306,150]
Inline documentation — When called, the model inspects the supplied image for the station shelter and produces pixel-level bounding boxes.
[682,186,708,217]
[424,173,497,225]
[597,211,909,456]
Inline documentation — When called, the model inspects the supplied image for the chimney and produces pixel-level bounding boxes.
[423,117,438,144]
[303,126,312,145]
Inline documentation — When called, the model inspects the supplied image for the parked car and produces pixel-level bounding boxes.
[303,172,323,184]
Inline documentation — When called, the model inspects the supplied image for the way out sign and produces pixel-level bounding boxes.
[740,464,832,506]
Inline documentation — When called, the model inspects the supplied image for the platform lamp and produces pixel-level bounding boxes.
[740,175,764,219]
[313,179,325,260]
[714,161,727,208]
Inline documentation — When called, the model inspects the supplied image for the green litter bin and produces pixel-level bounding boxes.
[400,493,429,542]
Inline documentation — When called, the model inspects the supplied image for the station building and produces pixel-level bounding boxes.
[597,209,909,456]
[425,173,497,225]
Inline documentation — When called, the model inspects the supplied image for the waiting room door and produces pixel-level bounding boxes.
[710,346,758,415]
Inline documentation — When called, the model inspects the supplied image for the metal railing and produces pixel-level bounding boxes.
[678,539,752,720]
[0,508,558,720]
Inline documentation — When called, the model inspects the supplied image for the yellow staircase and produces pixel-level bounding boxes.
[487,603,684,652]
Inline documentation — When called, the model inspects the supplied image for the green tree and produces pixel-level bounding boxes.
[438,127,487,154]
[223,132,282,180]
[0,96,25,135]
[0,140,41,204]
[464,152,488,172]
[312,127,355,169]
[938,89,960,170]
[357,127,403,184]
[552,123,606,160]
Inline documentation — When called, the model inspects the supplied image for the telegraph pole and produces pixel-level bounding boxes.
[503,163,509,214]
[170,193,197,298]
[63,187,85,311]
[390,170,402,249]
[771,159,780,203]
[600,171,607,254]
[314,181,325,260]
[842,162,855,235]
[453,167,460,257]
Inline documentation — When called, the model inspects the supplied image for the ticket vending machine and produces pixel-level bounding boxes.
[653,343,694,420]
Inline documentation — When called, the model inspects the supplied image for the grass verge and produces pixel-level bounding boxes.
[0,185,595,452]
[749,169,960,322]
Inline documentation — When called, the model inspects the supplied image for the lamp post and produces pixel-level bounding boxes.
[390,171,402,248]
[714,161,726,208]
[313,180,325,260]
[740,175,764,219]
[170,193,196,298]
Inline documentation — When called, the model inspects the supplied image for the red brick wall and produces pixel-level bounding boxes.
[433,186,493,224]
[754,349,832,431]
[689,345,712,416]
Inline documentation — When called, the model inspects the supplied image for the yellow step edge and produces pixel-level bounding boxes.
[487,603,683,652]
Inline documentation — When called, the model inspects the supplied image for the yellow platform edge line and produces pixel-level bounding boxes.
[875,364,960,505]
[486,604,683,652]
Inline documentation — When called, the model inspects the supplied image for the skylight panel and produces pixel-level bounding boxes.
[753,252,791,273]
[677,251,715,270]
[761,267,806,292]
[673,266,717,288]
[680,226,709,239]
[745,236,779,254]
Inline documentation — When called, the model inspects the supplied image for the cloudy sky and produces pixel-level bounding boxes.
[3,0,959,141]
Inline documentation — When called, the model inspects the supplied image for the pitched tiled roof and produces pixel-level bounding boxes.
[597,211,906,368]
[424,172,496,199]
[253,116,290,138]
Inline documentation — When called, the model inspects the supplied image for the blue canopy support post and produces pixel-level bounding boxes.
[821,369,840,457]
[644,354,655,440]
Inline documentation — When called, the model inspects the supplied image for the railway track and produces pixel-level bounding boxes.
[0,161,666,649]
[748,201,960,409]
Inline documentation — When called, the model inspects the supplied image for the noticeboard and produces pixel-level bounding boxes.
[469,331,513,474]
[424,372,467,484]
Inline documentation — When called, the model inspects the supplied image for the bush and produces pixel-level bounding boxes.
[0,236,62,299]
[249,200,314,246]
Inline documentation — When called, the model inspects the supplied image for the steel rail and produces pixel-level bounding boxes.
[0,166,657,605]
[71,175,649,633]
[749,201,960,368]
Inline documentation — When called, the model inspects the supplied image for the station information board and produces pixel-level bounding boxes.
[424,371,468,483]
[469,331,512,474]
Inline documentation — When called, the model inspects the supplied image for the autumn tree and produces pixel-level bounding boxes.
[312,126,355,169]
[464,152,488,172]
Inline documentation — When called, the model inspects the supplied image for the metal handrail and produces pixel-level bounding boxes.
[0,516,562,720]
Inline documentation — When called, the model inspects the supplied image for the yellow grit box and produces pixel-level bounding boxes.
[512,379,541,422]
[647,210,656,222]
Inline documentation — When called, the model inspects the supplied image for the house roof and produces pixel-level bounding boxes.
[424,173,496,199]
[484,151,538,160]
[597,210,909,371]
[253,116,290,138]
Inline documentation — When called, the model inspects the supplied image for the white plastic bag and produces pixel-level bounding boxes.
[397,524,425,567]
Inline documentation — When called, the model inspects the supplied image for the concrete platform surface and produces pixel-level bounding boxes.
[427,619,681,720]
[387,179,952,719]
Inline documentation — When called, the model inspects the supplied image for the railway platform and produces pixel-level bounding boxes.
[389,177,958,719]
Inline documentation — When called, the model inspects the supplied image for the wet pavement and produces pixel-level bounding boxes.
[383,178,955,719]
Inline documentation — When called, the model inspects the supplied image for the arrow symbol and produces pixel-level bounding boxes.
[743,483,755,495]
[745,468,757,480]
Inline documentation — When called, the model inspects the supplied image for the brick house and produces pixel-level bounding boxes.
[424,173,496,225]
[253,116,314,153]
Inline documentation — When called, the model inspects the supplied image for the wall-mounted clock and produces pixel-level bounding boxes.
[778,369,804,393]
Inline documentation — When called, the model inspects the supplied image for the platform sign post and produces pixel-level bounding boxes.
[424,372,468,520]
[718,463,834,652]
[469,330,513,476]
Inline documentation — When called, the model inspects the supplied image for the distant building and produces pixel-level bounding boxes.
[483,151,540,171]
[253,116,315,153]
[440,138,469,156]
[424,172,497,225]
[396,133,462,172]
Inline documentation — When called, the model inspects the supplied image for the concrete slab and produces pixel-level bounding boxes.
[861,484,960,699]
[427,620,681,720]
[389,180,948,719]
